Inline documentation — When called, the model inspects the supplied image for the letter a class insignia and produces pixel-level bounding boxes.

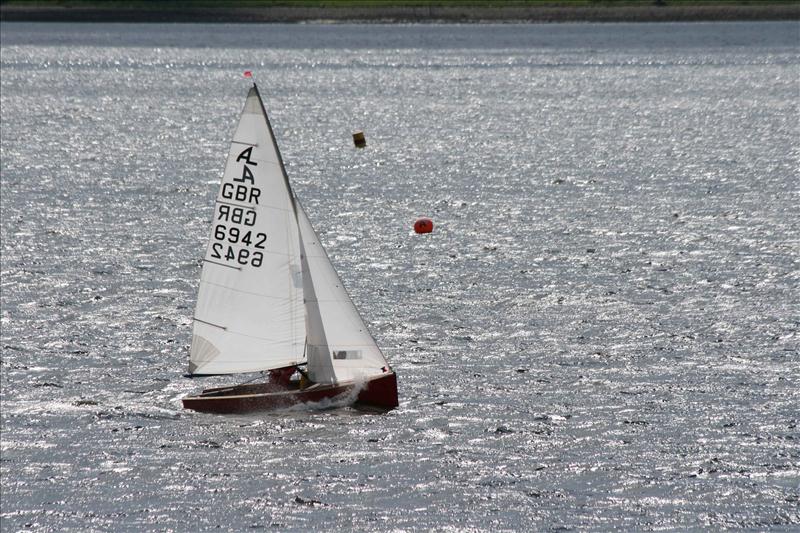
[236,147,257,166]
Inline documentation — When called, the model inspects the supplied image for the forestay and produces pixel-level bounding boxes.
[189,87,304,375]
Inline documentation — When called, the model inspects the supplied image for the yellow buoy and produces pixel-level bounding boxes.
[352,130,366,148]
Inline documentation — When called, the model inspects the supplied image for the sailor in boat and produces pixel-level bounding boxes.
[294,366,313,389]
[268,366,295,386]
[268,365,312,389]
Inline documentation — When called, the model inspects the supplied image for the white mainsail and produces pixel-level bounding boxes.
[189,87,304,375]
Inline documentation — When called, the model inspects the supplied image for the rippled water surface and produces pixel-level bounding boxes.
[1,22,799,531]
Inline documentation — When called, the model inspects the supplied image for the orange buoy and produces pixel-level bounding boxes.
[414,218,433,234]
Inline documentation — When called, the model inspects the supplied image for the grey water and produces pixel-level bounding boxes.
[1,21,798,531]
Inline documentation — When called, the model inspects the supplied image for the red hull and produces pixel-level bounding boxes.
[182,371,398,414]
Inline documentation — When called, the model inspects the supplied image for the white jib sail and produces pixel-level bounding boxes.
[189,87,304,375]
[296,201,391,384]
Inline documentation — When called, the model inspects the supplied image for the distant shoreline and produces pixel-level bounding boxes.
[2,4,799,23]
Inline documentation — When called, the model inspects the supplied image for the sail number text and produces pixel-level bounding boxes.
[209,146,267,268]
[211,224,266,266]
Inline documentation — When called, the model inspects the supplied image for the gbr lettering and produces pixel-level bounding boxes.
[211,146,266,267]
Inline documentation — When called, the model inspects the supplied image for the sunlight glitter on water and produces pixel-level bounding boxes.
[1,20,799,532]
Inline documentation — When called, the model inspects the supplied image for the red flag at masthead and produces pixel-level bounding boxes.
[243,70,253,78]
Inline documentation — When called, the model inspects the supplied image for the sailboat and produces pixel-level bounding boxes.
[182,81,398,413]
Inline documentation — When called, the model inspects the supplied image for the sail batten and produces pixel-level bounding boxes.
[215,199,263,209]
[193,318,227,330]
